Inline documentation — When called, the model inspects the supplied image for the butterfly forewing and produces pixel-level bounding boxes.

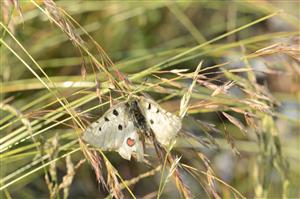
[82,102,143,160]
[138,97,182,146]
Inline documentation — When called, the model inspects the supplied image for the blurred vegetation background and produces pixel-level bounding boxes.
[1,0,299,198]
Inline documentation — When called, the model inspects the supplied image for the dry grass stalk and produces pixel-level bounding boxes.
[198,153,221,199]
[104,158,125,199]
[179,61,202,118]
[222,112,247,134]
[253,38,300,62]
[80,144,107,189]
[44,136,59,199]
[170,156,193,199]
[59,156,86,199]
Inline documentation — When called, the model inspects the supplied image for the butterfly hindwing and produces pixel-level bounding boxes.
[82,102,143,161]
[138,97,182,146]
[118,126,144,161]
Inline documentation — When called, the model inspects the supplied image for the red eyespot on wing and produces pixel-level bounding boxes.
[126,138,135,147]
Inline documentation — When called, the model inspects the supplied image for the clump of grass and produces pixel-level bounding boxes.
[1,0,299,199]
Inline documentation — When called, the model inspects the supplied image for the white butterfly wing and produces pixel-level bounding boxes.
[82,102,143,161]
[117,126,144,161]
[138,97,182,146]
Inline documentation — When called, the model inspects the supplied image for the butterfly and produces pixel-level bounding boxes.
[82,96,182,161]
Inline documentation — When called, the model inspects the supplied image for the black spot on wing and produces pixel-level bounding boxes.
[118,124,123,130]
[150,119,154,124]
[99,127,101,131]
[156,109,159,113]
[148,103,151,110]
[113,109,119,116]
[104,117,109,121]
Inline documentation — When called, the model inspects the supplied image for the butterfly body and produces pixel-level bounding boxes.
[82,96,181,161]
[127,100,149,136]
